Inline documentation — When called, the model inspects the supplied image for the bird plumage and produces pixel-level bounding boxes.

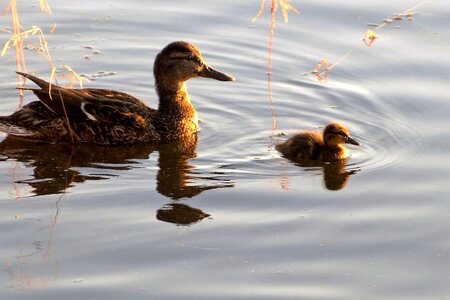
[276,122,360,161]
[0,41,234,145]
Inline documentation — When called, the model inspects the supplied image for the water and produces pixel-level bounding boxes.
[1,0,450,299]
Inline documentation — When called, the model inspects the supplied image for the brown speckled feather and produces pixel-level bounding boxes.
[2,72,159,145]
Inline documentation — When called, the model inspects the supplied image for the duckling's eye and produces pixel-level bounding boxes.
[338,130,346,137]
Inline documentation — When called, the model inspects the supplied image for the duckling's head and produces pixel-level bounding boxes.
[323,122,361,147]
[153,41,235,93]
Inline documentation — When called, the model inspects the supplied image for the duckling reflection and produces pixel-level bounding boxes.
[292,158,359,190]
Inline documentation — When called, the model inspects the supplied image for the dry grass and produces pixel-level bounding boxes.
[253,0,300,132]
[313,0,434,81]
[1,0,86,108]
[253,0,299,24]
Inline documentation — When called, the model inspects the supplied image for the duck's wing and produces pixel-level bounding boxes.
[16,71,155,127]
[80,88,149,107]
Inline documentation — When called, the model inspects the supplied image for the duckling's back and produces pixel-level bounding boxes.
[276,131,323,160]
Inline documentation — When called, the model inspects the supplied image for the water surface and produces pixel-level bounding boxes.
[1,0,450,299]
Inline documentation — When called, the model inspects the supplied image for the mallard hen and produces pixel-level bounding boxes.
[0,41,235,145]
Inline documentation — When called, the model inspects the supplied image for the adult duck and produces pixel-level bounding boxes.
[0,41,235,145]
[276,122,361,161]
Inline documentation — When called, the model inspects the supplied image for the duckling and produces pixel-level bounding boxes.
[276,122,361,161]
[0,41,235,145]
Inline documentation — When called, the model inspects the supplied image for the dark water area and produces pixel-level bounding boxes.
[1,0,450,299]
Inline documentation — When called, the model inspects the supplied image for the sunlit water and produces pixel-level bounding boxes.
[1,0,450,299]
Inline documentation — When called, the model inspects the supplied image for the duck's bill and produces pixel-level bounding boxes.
[199,65,235,81]
[346,136,361,146]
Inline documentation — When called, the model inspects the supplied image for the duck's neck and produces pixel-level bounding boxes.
[155,81,198,138]
[156,82,196,115]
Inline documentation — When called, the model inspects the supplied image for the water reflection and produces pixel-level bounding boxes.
[0,135,233,223]
[289,158,359,191]
[0,137,155,196]
[157,203,211,226]
[157,139,233,199]
[2,135,227,290]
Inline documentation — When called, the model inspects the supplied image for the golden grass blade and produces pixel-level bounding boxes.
[38,0,52,15]
[50,22,57,33]
[362,29,377,47]
[253,0,300,133]
[268,0,277,131]
[2,2,12,16]
[312,59,329,82]
[62,64,90,88]
[1,0,55,101]
[253,0,299,24]
[279,0,299,23]
[48,67,55,100]
[1,40,11,56]
[252,0,267,22]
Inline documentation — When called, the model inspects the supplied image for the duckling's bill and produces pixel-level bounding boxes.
[346,136,361,146]
[199,65,235,81]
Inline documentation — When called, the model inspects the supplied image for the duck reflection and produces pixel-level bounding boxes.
[157,137,233,199]
[0,134,233,224]
[291,158,359,191]
[0,137,157,196]
[157,203,211,226]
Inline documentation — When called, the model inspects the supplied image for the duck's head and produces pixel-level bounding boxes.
[323,122,361,147]
[153,41,235,93]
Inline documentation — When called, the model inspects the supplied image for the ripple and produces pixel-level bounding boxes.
[193,68,426,180]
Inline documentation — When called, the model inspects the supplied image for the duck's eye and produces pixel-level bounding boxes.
[187,54,197,61]
[186,54,201,64]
